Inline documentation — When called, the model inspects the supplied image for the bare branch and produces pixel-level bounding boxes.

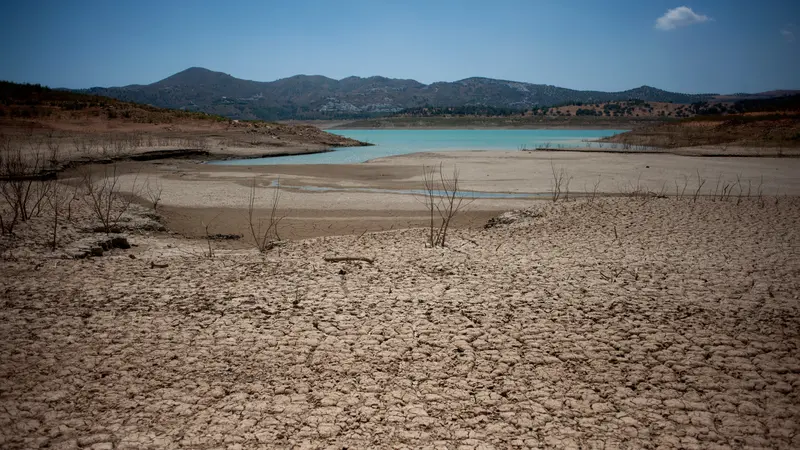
[247,177,283,252]
[421,163,471,247]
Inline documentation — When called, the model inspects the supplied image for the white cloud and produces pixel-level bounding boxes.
[781,27,795,43]
[655,6,711,31]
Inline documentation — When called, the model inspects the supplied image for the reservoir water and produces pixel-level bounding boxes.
[209,129,626,165]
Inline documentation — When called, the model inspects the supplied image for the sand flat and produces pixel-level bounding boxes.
[104,149,800,241]
[159,149,800,196]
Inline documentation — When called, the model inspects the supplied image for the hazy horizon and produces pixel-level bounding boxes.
[1,0,799,93]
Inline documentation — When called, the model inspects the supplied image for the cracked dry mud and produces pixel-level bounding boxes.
[1,198,799,449]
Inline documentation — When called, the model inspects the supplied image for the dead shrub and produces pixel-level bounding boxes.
[80,164,139,235]
[550,161,572,202]
[0,139,52,234]
[247,178,283,252]
[145,177,163,211]
[421,163,470,248]
[692,170,706,203]
[46,178,76,250]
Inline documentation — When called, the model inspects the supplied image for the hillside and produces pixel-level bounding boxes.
[0,81,369,160]
[599,113,800,150]
[1,80,229,124]
[339,95,800,132]
[393,100,713,119]
[330,101,735,129]
[81,67,721,121]
[598,95,800,150]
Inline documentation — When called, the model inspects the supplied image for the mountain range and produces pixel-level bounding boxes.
[79,67,780,121]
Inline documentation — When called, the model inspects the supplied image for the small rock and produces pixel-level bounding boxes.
[111,235,131,249]
[90,247,104,257]
[128,254,136,259]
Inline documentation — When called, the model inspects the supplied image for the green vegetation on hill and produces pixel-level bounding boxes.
[337,94,800,131]
[332,115,666,129]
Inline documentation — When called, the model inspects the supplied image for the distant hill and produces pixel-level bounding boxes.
[80,67,728,121]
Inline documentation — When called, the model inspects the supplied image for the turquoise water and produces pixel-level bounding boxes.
[210,129,626,165]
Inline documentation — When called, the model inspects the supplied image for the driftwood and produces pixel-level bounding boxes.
[323,256,375,264]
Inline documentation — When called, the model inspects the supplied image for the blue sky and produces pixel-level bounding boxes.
[0,0,798,93]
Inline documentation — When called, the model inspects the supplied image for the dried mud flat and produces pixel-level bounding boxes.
[1,198,799,449]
